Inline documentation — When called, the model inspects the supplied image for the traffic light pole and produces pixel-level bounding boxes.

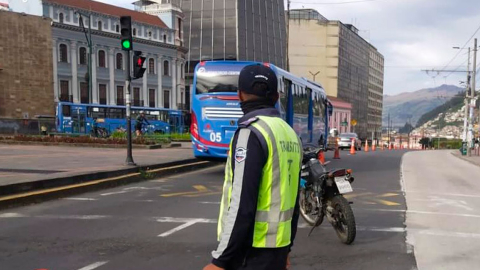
[126,50,135,166]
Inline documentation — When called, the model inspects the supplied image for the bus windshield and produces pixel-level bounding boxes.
[195,73,239,94]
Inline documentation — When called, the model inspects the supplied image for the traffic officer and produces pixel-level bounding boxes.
[203,64,303,270]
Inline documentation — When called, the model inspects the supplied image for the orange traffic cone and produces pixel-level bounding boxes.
[372,142,376,152]
[333,140,341,159]
[389,143,393,150]
[318,150,325,165]
[364,140,369,152]
[350,139,356,155]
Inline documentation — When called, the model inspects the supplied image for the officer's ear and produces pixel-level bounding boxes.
[238,90,245,102]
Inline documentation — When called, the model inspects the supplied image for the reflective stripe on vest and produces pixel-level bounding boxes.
[217,116,301,249]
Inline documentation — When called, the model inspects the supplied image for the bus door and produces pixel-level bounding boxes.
[307,88,313,143]
[169,113,181,133]
[71,106,87,134]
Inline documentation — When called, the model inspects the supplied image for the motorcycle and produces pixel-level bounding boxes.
[299,146,356,244]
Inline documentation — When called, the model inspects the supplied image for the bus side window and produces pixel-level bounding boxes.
[62,105,71,117]
[89,107,106,119]
[108,108,123,119]
[281,79,291,113]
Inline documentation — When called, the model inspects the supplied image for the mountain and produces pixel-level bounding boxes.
[382,84,463,127]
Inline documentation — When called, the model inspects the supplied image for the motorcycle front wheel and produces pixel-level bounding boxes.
[330,195,356,245]
[299,188,323,226]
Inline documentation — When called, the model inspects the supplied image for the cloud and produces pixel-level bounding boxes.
[289,0,480,94]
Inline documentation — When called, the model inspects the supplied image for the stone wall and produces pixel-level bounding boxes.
[0,11,55,119]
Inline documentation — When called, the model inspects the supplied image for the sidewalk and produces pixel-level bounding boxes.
[0,143,194,188]
[451,149,480,167]
[403,150,480,269]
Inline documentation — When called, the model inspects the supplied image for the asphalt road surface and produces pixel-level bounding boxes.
[0,150,417,270]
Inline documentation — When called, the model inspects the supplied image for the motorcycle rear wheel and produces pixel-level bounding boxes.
[330,195,356,245]
[299,188,323,226]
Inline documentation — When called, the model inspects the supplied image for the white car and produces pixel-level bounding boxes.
[338,133,362,151]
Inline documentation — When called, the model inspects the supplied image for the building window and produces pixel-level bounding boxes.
[98,21,103,31]
[163,60,169,76]
[98,50,106,68]
[116,86,124,105]
[178,18,182,39]
[99,84,107,105]
[181,63,184,78]
[59,44,68,63]
[116,53,123,70]
[116,25,120,33]
[163,34,167,43]
[59,13,64,24]
[79,47,87,65]
[60,80,69,102]
[148,31,152,38]
[149,58,155,74]
[149,89,156,107]
[133,87,141,106]
[80,82,89,104]
[163,90,170,109]
[133,28,137,36]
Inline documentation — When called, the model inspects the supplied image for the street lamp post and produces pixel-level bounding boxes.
[77,11,93,103]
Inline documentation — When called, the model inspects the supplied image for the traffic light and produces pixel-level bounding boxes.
[133,51,146,79]
[120,16,133,51]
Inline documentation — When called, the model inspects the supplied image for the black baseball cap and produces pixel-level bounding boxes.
[238,64,278,97]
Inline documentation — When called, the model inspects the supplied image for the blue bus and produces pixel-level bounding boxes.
[56,102,186,135]
[191,61,330,159]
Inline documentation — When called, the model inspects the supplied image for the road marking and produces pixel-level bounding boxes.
[158,220,199,237]
[372,199,401,206]
[65,198,98,201]
[344,192,401,206]
[0,213,27,218]
[200,201,221,204]
[357,208,480,219]
[344,192,373,199]
[157,217,217,237]
[161,185,221,197]
[0,161,210,202]
[100,191,129,196]
[378,193,400,198]
[77,261,108,270]
[0,213,108,220]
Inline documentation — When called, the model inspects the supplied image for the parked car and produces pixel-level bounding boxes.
[338,133,362,150]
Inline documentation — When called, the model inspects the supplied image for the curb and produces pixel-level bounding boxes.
[451,150,480,167]
[0,159,220,209]
[0,140,181,149]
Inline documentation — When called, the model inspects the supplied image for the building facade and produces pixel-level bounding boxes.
[0,11,54,120]
[289,9,382,139]
[42,0,187,110]
[368,45,384,140]
[328,96,352,134]
[135,0,287,73]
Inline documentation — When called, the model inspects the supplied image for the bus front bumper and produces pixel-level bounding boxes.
[192,138,229,160]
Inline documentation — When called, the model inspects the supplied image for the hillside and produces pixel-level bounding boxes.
[383,84,463,127]
[416,92,466,128]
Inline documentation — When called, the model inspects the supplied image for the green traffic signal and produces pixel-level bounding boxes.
[122,40,131,50]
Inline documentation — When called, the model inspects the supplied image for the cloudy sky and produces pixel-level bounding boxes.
[100,0,480,95]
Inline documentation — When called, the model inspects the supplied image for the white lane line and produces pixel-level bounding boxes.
[199,201,221,204]
[356,208,480,218]
[100,191,128,196]
[158,220,199,237]
[157,217,217,237]
[406,191,480,199]
[36,215,108,220]
[0,213,27,218]
[65,198,98,201]
[77,261,108,270]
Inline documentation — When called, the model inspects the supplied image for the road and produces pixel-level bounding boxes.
[0,150,417,270]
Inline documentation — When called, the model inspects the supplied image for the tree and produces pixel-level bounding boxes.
[399,122,414,134]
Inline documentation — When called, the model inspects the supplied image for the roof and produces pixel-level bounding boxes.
[0,2,8,8]
[327,96,352,109]
[43,0,167,28]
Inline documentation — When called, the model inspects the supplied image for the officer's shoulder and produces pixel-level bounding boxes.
[238,117,259,127]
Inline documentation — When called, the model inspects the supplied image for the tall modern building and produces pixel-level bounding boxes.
[289,9,383,139]
[368,45,384,140]
[135,0,287,74]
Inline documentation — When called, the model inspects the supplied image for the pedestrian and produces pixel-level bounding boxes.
[135,111,150,136]
[203,64,303,270]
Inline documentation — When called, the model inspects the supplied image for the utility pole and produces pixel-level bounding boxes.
[286,0,291,71]
[387,113,390,145]
[463,48,471,145]
[468,38,477,156]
